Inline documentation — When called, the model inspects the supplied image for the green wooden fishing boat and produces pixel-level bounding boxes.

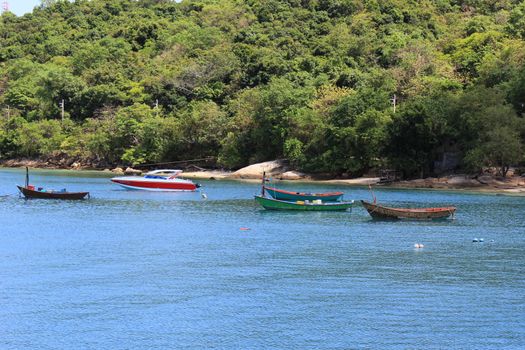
[260,171,344,202]
[255,195,354,211]
[264,186,344,202]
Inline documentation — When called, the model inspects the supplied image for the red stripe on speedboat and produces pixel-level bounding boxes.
[111,179,197,191]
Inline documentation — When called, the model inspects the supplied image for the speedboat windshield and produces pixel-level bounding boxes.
[144,169,183,179]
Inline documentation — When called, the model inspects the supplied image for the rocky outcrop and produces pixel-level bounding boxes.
[0,155,111,170]
[229,160,289,179]
[124,167,142,175]
[322,177,381,186]
[181,170,231,180]
[1,158,43,168]
[389,176,482,189]
[111,167,124,175]
[278,171,307,180]
[383,174,525,191]
[446,175,481,187]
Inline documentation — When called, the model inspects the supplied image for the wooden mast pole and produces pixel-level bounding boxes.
[261,171,266,197]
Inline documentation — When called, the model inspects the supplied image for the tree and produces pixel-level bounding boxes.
[387,93,454,178]
[0,0,523,175]
[462,105,523,176]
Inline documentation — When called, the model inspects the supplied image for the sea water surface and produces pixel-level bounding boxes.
[0,168,524,349]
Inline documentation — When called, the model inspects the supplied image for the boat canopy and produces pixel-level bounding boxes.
[145,169,183,176]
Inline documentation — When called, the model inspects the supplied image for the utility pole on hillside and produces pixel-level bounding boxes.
[155,99,159,117]
[60,99,65,122]
[391,94,397,113]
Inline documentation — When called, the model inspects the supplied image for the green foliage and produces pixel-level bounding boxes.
[387,93,454,177]
[14,119,66,157]
[449,31,503,79]
[0,0,523,176]
[177,100,229,158]
[284,138,306,167]
[218,131,244,169]
[506,65,525,115]
[507,1,525,38]
[464,124,523,177]
[459,95,523,176]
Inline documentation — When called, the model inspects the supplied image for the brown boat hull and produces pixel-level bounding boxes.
[361,200,455,220]
[18,186,89,200]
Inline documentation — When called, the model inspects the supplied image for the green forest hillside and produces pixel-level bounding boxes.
[1,0,524,177]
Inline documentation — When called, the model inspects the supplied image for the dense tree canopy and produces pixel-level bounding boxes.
[0,0,524,176]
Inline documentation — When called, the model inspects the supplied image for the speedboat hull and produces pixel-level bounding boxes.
[111,177,198,191]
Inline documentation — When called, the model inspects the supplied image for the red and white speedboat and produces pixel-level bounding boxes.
[111,169,200,191]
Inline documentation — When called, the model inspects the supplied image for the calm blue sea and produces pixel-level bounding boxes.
[0,168,524,349]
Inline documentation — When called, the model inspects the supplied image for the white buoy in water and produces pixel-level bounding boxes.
[201,192,207,199]
[479,238,484,242]
[414,243,424,249]
[473,238,479,242]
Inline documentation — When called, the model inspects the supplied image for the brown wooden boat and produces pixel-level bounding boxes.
[17,167,89,200]
[361,200,456,220]
[18,186,89,200]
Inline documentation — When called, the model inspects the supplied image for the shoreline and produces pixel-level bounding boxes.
[2,159,524,196]
[182,171,525,196]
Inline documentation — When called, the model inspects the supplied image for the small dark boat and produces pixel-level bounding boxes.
[255,195,354,211]
[264,186,344,202]
[361,200,456,220]
[17,167,89,200]
[17,186,89,200]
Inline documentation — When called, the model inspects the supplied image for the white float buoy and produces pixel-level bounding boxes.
[473,238,479,242]
[414,243,424,249]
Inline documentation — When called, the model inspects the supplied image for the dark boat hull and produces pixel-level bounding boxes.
[264,186,343,202]
[361,200,455,220]
[18,186,89,200]
[255,195,353,211]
